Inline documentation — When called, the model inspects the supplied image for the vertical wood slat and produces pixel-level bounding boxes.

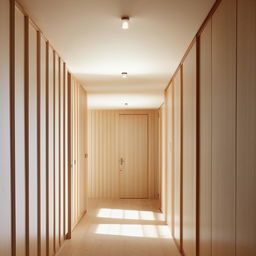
[0,0,12,255]
[14,6,26,256]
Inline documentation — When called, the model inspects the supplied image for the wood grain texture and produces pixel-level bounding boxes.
[182,42,197,256]
[0,0,12,254]
[236,0,256,255]
[173,69,182,248]
[88,110,159,200]
[212,0,237,255]
[199,18,212,256]
[14,7,26,256]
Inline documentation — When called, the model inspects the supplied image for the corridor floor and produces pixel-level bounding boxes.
[57,199,181,256]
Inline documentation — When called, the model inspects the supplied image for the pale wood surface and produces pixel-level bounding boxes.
[28,22,38,256]
[119,115,148,198]
[0,0,12,254]
[57,199,181,256]
[182,42,197,256]
[15,7,26,256]
[199,17,212,256]
[173,69,181,247]
[236,0,256,255]
[212,0,237,255]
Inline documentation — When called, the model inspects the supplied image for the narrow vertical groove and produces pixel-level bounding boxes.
[45,41,49,256]
[24,15,30,256]
[10,0,16,255]
[196,35,201,256]
[36,30,41,256]
[58,57,61,247]
[63,63,66,239]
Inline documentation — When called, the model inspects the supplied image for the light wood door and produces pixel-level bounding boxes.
[119,114,148,199]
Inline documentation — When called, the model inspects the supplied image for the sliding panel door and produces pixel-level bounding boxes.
[199,18,212,256]
[212,0,236,255]
[15,6,26,256]
[173,69,182,248]
[182,42,197,256]
[0,0,12,254]
[236,1,256,255]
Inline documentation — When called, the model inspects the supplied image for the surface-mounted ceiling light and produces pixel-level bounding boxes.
[122,72,128,78]
[122,17,129,29]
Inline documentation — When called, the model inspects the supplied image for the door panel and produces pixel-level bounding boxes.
[119,115,148,199]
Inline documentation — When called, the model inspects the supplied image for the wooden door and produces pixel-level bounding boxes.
[119,114,148,199]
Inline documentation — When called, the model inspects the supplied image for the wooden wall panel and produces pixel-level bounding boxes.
[15,7,26,256]
[236,1,256,255]
[48,46,55,256]
[173,69,182,247]
[199,18,212,256]
[165,84,174,232]
[28,22,38,256]
[212,0,236,255]
[40,36,47,256]
[54,53,60,251]
[0,0,12,254]
[87,109,159,199]
[182,43,197,256]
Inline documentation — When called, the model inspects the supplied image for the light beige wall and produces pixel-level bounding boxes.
[88,109,159,199]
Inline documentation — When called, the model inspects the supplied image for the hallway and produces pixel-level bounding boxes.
[57,200,180,256]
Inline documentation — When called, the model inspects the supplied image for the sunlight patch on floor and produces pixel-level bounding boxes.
[97,208,163,221]
[95,224,170,238]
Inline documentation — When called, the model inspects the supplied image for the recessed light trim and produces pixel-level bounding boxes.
[121,72,128,78]
[121,17,129,29]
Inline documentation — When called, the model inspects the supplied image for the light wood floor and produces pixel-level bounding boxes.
[57,199,181,256]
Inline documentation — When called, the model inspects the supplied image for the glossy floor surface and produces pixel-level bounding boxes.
[57,199,181,256]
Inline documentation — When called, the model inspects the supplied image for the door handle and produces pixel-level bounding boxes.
[120,157,125,165]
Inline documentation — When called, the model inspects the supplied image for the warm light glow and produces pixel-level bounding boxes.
[95,224,170,238]
[122,17,129,29]
[97,208,164,221]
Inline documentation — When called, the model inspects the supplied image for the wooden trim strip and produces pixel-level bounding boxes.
[58,56,61,247]
[36,30,41,256]
[45,41,50,256]
[66,72,72,240]
[24,14,30,256]
[53,50,56,253]
[63,63,66,239]
[10,0,16,255]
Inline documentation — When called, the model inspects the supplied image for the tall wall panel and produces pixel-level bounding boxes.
[15,7,26,256]
[28,22,38,256]
[0,0,12,255]
[212,0,236,255]
[199,18,212,256]
[182,43,197,256]
[54,53,60,251]
[40,37,47,256]
[48,46,55,256]
[236,1,256,255]
[173,69,182,248]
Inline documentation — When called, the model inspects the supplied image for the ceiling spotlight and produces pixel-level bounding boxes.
[121,72,128,78]
[121,16,129,29]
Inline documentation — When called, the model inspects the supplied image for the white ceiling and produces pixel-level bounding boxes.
[18,0,215,109]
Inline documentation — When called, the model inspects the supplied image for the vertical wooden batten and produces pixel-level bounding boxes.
[10,0,17,255]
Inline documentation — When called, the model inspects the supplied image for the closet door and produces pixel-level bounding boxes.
[182,42,197,256]
[236,1,256,255]
[199,18,212,256]
[0,0,12,254]
[212,0,237,255]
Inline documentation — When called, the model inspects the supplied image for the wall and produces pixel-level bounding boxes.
[88,109,159,199]
[0,1,87,255]
[162,0,256,255]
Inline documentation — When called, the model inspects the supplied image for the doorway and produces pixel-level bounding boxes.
[119,114,149,199]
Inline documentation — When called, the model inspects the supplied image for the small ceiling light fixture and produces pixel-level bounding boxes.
[121,16,129,29]
[124,103,128,106]
[121,72,128,78]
